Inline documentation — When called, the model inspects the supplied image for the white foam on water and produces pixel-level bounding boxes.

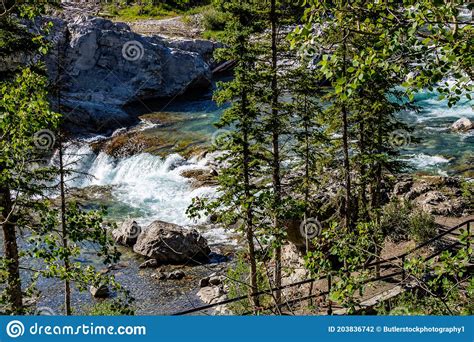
[63,144,231,243]
[405,153,451,169]
[414,106,474,123]
[410,87,474,123]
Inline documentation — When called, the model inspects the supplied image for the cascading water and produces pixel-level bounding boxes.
[400,89,473,174]
[65,143,217,228]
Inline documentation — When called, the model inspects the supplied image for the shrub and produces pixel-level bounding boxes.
[201,7,229,31]
[226,254,269,314]
[461,180,474,208]
[85,300,135,316]
[408,208,436,243]
[380,199,437,242]
[380,199,412,241]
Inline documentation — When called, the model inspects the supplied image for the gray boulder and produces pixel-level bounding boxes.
[33,15,212,133]
[167,38,223,68]
[392,176,470,216]
[197,286,226,304]
[133,220,211,264]
[112,219,141,247]
[451,117,474,132]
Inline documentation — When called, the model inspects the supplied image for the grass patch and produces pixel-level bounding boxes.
[202,29,226,41]
[105,3,211,21]
[105,4,179,21]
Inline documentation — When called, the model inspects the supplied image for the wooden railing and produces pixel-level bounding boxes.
[172,218,473,315]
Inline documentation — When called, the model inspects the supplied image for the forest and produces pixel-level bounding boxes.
[0,0,472,316]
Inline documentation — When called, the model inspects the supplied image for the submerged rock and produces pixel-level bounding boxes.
[451,117,474,132]
[152,270,185,281]
[167,270,186,280]
[208,275,225,286]
[139,259,159,269]
[199,277,210,288]
[90,285,110,298]
[133,220,211,264]
[112,219,142,247]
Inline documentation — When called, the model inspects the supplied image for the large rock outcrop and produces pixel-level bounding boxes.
[28,14,213,133]
[133,220,211,264]
[392,176,471,216]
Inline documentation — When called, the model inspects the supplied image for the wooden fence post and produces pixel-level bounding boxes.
[467,221,471,254]
[327,274,332,315]
[401,255,406,282]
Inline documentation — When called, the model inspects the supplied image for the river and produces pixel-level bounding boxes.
[32,84,473,315]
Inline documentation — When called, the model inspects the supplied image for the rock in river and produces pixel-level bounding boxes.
[112,219,142,247]
[451,117,474,132]
[90,285,110,298]
[133,220,211,264]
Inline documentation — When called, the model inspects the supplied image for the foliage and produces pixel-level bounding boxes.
[305,221,382,313]
[104,0,211,20]
[84,299,135,316]
[0,67,59,313]
[225,254,269,314]
[389,230,474,315]
[200,6,229,32]
[460,180,474,208]
[380,199,436,243]
[408,209,437,243]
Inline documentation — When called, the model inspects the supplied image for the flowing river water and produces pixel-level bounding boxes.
[30,85,473,314]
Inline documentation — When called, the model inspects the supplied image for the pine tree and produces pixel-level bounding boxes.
[188,0,266,311]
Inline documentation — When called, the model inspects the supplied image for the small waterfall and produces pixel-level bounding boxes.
[63,143,216,227]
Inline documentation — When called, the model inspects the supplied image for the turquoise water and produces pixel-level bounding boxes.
[399,91,473,175]
[70,86,473,233]
[132,86,473,175]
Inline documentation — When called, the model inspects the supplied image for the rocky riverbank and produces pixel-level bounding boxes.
[4,7,224,135]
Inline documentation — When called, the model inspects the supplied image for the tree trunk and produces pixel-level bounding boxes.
[58,135,72,315]
[0,186,23,313]
[56,38,72,315]
[242,89,260,311]
[358,121,367,218]
[270,0,282,306]
[341,30,352,230]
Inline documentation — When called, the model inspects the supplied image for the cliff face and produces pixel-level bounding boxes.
[1,8,216,134]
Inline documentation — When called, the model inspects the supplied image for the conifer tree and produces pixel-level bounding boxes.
[188,0,266,311]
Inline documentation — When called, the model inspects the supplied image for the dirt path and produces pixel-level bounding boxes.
[125,15,204,38]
